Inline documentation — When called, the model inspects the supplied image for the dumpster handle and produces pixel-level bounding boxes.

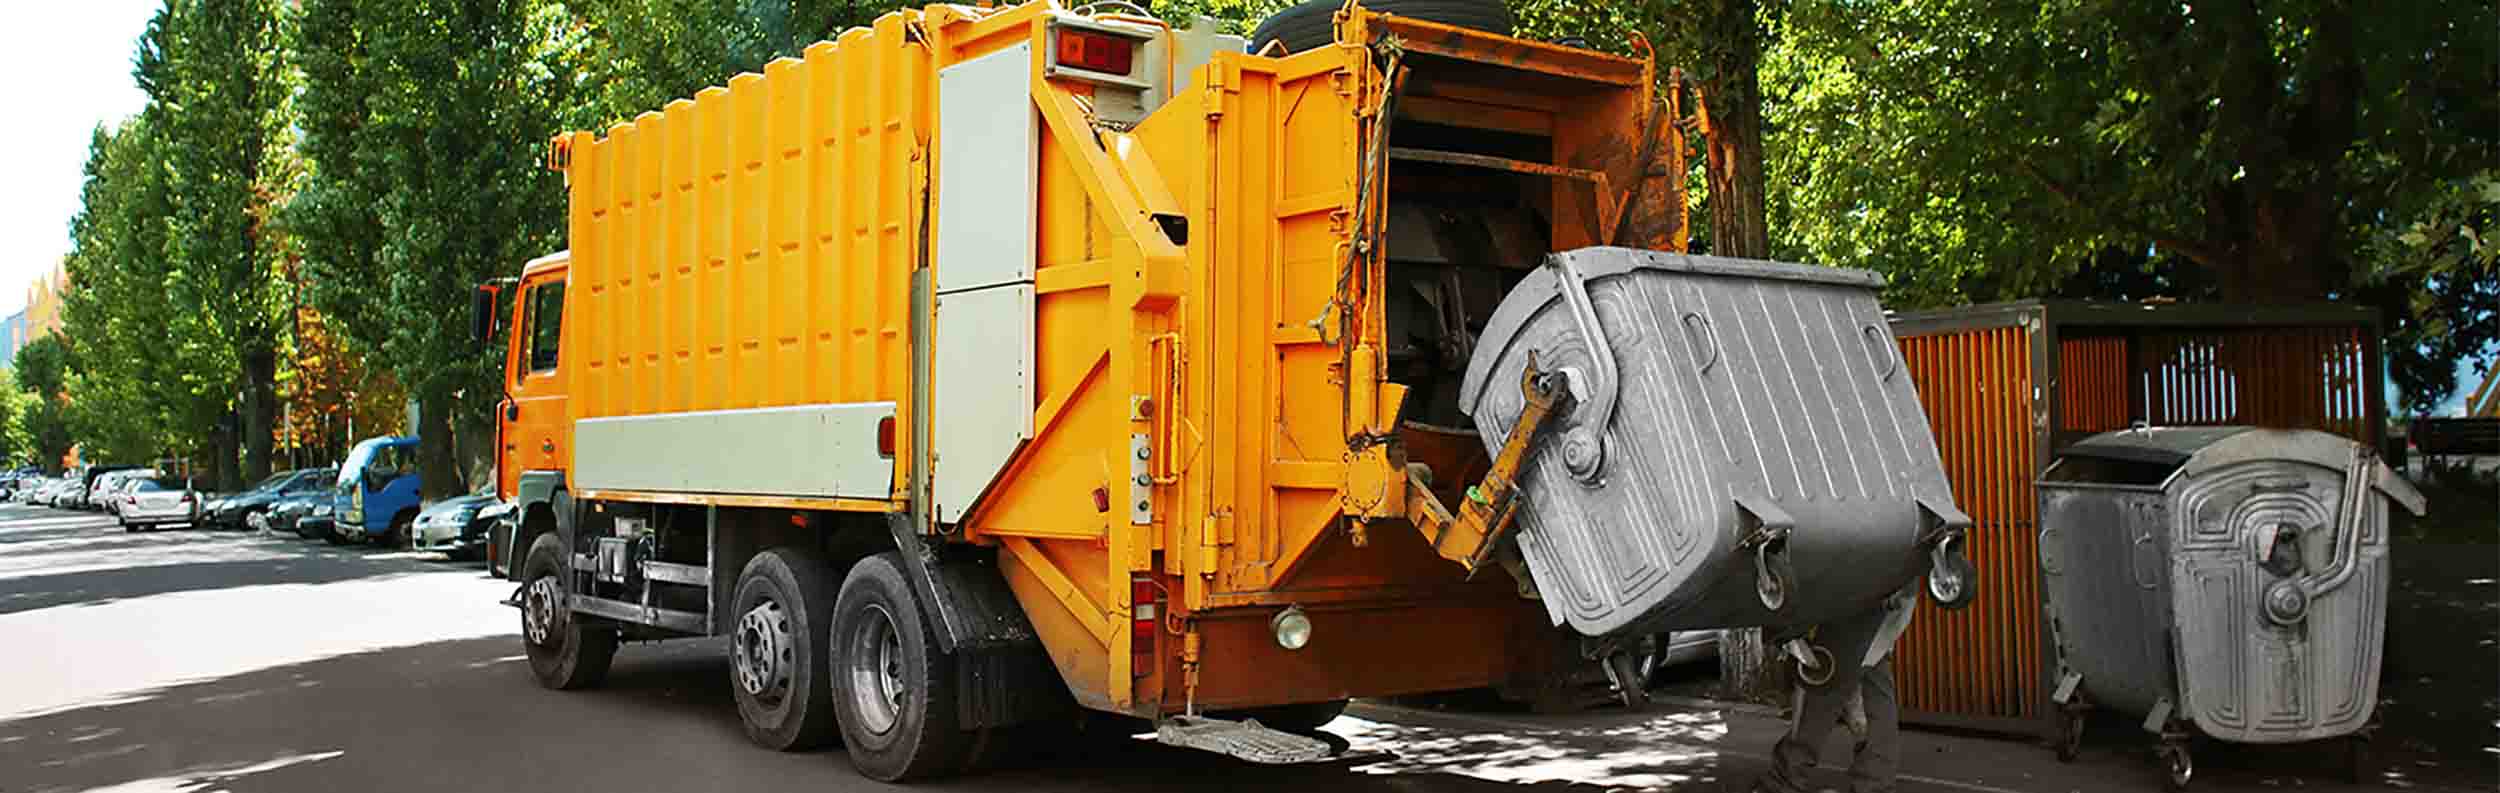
[1681,312,1720,374]
[1862,324,1899,381]
[1548,255,1619,484]
[2263,449,2378,627]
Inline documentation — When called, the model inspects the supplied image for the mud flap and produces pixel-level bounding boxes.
[884,514,1069,729]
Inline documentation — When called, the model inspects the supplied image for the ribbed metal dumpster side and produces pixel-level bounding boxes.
[1462,249,1977,639]
[1887,300,2383,736]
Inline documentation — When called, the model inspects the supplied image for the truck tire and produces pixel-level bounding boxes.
[520,533,618,690]
[729,547,844,752]
[385,508,418,549]
[832,551,974,781]
[1248,0,1514,56]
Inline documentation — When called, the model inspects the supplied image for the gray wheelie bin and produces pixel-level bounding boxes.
[2036,427,2425,791]
[1460,248,1980,679]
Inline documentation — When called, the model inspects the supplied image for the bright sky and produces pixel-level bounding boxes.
[0,2,160,317]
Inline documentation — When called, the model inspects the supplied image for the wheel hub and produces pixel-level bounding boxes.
[524,576,564,646]
[735,600,794,700]
[845,603,906,735]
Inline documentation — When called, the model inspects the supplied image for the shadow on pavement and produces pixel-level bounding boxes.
[2374,542,2499,786]
[0,549,437,616]
[0,635,1623,793]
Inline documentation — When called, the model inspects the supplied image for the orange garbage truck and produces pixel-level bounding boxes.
[474,0,1976,781]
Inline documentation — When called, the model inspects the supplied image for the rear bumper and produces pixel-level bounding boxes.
[121,507,198,525]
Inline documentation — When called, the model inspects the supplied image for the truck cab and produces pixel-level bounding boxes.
[334,434,422,544]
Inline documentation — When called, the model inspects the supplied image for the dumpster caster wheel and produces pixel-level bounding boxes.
[2054,710,2085,763]
[1926,540,1979,610]
[2345,735,2376,784]
[1786,641,1836,688]
[2157,744,2193,792]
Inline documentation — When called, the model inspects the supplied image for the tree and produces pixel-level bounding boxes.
[571,0,915,124]
[1765,0,2499,405]
[293,0,583,499]
[22,398,73,474]
[2368,171,2500,415]
[0,370,34,468]
[13,337,70,403]
[145,0,296,489]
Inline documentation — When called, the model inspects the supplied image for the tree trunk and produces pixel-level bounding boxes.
[210,412,239,493]
[1699,0,1782,705]
[1701,0,1771,260]
[240,347,277,487]
[454,397,495,494]
[1718,627,1792,706]
[416,391,462,502]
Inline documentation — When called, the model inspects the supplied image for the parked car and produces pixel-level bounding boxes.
[410,491,504,559]
[75,465,146,511]
[204,467,337,531]
[117,476,200,531]
[92,470,154,517]
[331,435,421,544]
[268,490,332,539]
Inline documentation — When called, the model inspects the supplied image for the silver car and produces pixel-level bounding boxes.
[117,477,200,531]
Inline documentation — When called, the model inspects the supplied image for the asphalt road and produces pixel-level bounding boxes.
[0,504,2483,793]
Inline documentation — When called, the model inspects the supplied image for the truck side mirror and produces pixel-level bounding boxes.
[470,285,500,349]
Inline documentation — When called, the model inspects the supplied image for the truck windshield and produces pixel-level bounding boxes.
[340,440,388,486]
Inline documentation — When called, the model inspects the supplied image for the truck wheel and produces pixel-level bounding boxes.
[1248,0,1513,56]
[520,533,617,690]
[1233,699,1351,733]
[386,509,417,549]
[729,548,844,751]
[833,552,973,781]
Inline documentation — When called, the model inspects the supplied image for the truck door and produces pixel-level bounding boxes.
[502,273,569,495]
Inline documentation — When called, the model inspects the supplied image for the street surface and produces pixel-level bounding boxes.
[0,504,2485,793]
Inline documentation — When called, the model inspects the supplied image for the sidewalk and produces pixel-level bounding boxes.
[1338,697,2494,793]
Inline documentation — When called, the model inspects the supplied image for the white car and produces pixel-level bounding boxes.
[94,471,154,517]
[117,477,201,531]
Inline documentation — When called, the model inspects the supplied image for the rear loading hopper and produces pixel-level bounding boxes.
[1455,248,1981,639]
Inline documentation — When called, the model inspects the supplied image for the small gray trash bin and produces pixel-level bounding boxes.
[2037,427,2425,790]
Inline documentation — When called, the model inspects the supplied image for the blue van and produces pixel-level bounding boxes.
[334,435,423,544]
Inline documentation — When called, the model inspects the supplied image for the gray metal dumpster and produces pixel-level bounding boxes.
[1461,248,1980,652]
[2037,427,2425,790]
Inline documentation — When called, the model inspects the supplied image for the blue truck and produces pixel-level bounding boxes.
[332,435,423,545]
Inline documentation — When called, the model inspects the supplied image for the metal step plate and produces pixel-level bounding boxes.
[1154,716,1337,764]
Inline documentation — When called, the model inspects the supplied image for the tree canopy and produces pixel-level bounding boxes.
[46,0,2498,483]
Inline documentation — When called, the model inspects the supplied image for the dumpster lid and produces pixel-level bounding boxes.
[2055,427,2428,516]
[1460,248,1887,412]
[2057,427,2258,467]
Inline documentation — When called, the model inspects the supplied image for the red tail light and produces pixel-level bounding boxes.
[1130,575,1159,677]
[876,416,896,459]
[1055,29,1134,76]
